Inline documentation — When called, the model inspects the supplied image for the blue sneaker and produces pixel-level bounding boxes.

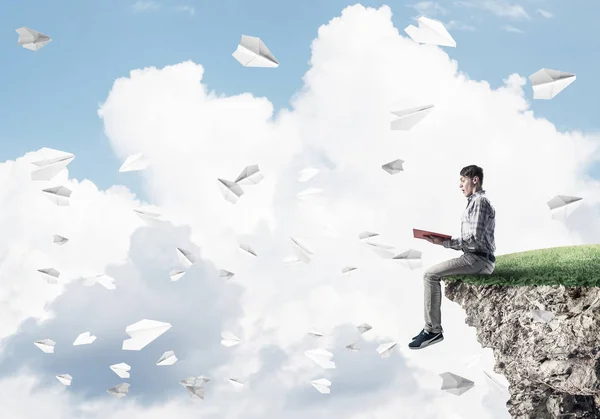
[409,329,444,350]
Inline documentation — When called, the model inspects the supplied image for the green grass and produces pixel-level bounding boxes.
[443,244,600,287]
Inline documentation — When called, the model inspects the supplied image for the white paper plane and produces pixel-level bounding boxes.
[56,374,72,386]
[365,241,396,259]
[122,319,172,350]
[529,68,576,100]
[483,370,508,393]
[305,348,336,369]
[38,268,59,284]
[531,309,555,323]
[547,195,583,220]
[376,341,397,358]
[239,243,257,257]
[156,350,178,366]
[30,148,74,181]
[235,164,264,185]
[297,187,323,200]
[73,332,97,346]
[221,331,241,347]
[176,247,196,268]
[358,231,379,240]
[439,372,475,395]
[169,270,185,282]
[283,255,302,265]
[133,208,163,223]
[382,159,405,175]
[184,385,205,399]
[341,266,357,275]
[119,153,150,172]
[310,378,331,394]
[357,323,372,334]
[391,105,434,131]
[404,16,456,47]
[107,383,130,398]
[110,363,131,379]
[42,186,72,206]
[308,330,324,337]
[218,269,235,280]
[218,178,244,204]
[393,249,423,269]
[298,167,319,182]
[345,342,360,351]
[83,273,116,290]
[16,27,51,51]
[228,378,244,388]
[53,234,69,245]
[34,339,55,353]
[180,376,211,387]
[289,237,314,263]
[232,35,279,68]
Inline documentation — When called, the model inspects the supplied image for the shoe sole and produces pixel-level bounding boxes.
[408,335,444,350]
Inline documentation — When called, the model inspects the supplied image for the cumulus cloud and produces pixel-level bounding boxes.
[454,0,530,20]
[2,3,600,419]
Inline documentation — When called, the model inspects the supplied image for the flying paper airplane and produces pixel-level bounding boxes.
[376,342,397,358]
[83,273,116,290]
[73,332,97,346]
[184,385,205,399]
[180,376,211,387]
[110,363,131,379]
[235,164,264,185]
[341,266,357,275]
[288,237,314,263]
[391,105,434,131]
[42,186,72,206]
[53,234,69,245]
[218,269,235,280]
[38,268,59,284]
[56,374,72,386]
[133,208,163,224]
[310,378,331,394]
[305,348,336,369]
[122,319,172,350]
[404,16,456,47]
[228,378,244,388]
[345,342,360,351]
[239,243,257,257]
[547,195,583,220]
[357,323,372,334]
[119,153,150,172]
[30,148,74,181]
[34,339,55,353]
[382,159,405,174]
[16,27,51,51]
[232,35,279,67]
[169,270,185,282]
[439,372,475,395]
[529,68,576,100]
[107,383,130,398]
[358,231,379,240]
[393,249,423,269]
[365,241,396,259]
[308,330,324,337]
[176,247,196,268]
[218,178,244,204]
[483,370,508,394]
[156,350,178,366]
[221,332,241,347]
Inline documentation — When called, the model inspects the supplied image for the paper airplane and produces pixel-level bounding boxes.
[483,370,508,393]
[298,167,319,182]
[156,350,178,366]
[345,342,360,351]
[232,35,279,67]
[133,208,163,223]
[16,27,51,51]
[341,266,357,274]
[310,378,331,394]
[107,383,130,398]
[110,363,131,379]
[239,243,257,257]
[180,376,211,387]
[235,164,264,185]
[382,159,405,174]
[439,372,475,395]
[228,378,244,388]
[391,105,434,131]
[547,195,583,220]
[376,342,397,358]
[53,234,69,245]
[42,186,72,206]
[176,247,196,268]
[30,148,74,181]
[34,339,55,353]
[218,269,235,280]
[289,237,314,263]
[531,309,555,323]
[365,241,396,259]
[56,374,72,386]
[393,249,423,269]
[83,273,116,290]
[308,330,324,337]
[529,68,576,100]
[122,319,172,350]
[38,268,59,284]
[358,231,379,240]
[119,153,149,172]
[297,188,323,200]
[169,270,185,282]
[357,323,372,334]
[221,331,241,347]
[184,385,205,399]
[218,178,244,204]
[73,332,97,346]
[404,16,456,47]
[305,348,336,369]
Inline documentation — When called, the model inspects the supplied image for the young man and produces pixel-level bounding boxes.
[409,165,496,350]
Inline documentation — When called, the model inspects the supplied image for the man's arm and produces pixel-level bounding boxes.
[442,199,492,251]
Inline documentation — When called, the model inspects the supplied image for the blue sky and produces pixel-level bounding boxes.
[0,0,598,198]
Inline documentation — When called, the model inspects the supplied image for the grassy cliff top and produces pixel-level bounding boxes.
[443,244,600,286]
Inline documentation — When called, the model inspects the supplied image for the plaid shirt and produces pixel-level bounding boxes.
[443,190,496,254]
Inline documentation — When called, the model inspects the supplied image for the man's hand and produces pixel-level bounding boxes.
[424,235,445,245]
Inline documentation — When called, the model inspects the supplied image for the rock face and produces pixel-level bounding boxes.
[444,281,600,418]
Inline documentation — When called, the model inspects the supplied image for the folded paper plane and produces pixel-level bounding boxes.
[34,339,55,353]
[345,342,360,351]
[382,159,405,174]
[73,331,97,346]
[393,249,423,269]
[228,378,244,388]
[364,241,395,259]
[107,383,130,398]
[310,378,331,394]
[156,350,178,366]
[83,273,116,290]
[110,362,131,379]
[529,68,576,100]
[289,237,314,263]
[53,234,69,245]
[218,178,244,204]
[235,164,264,185]
[357,323,372,334]
[176,247,196,268]
[169,270,185,282]
[42,186,72,206]
[122,319,172,350]
[56,374,72,386]
[377,342,397,358]
[391,105,434,131]
[239,243,257,257]
[547,195,582,220]
[232,35,279,68]
[133,208,163,224]
[439,372,475,395]
[404,16,456,47]
[308,330,324,337]
[218,269,235,280]
[38,268,59,284]
[341,266,357,274]
[358,231,379,240]
[305,348,335,369]
[221,331,241,347]
[30,148,74,181]
[16,27,51,51]
[119,153,150,172]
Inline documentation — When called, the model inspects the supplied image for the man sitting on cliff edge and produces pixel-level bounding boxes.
[409,165,497,350]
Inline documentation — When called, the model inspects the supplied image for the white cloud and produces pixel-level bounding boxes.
[2,3,600,418]
[501,25,524,33]
[410,1,449,16]
[175,5,195,16]
[454,0,530,20]
[132,0,160,13]
[536,8,553,19]
[445,20,476,31]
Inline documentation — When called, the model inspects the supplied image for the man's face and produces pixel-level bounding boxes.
[460,176,478,197]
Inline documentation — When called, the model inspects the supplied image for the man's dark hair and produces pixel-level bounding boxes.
[460,165,483,185]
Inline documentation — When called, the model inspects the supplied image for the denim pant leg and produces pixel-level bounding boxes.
[423,253,494,334]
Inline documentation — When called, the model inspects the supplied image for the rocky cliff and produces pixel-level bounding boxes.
[444,281,600,418]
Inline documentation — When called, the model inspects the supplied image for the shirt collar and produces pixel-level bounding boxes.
[468,189,485,201]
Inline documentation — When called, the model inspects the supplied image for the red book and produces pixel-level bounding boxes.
[413,228,452,240]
